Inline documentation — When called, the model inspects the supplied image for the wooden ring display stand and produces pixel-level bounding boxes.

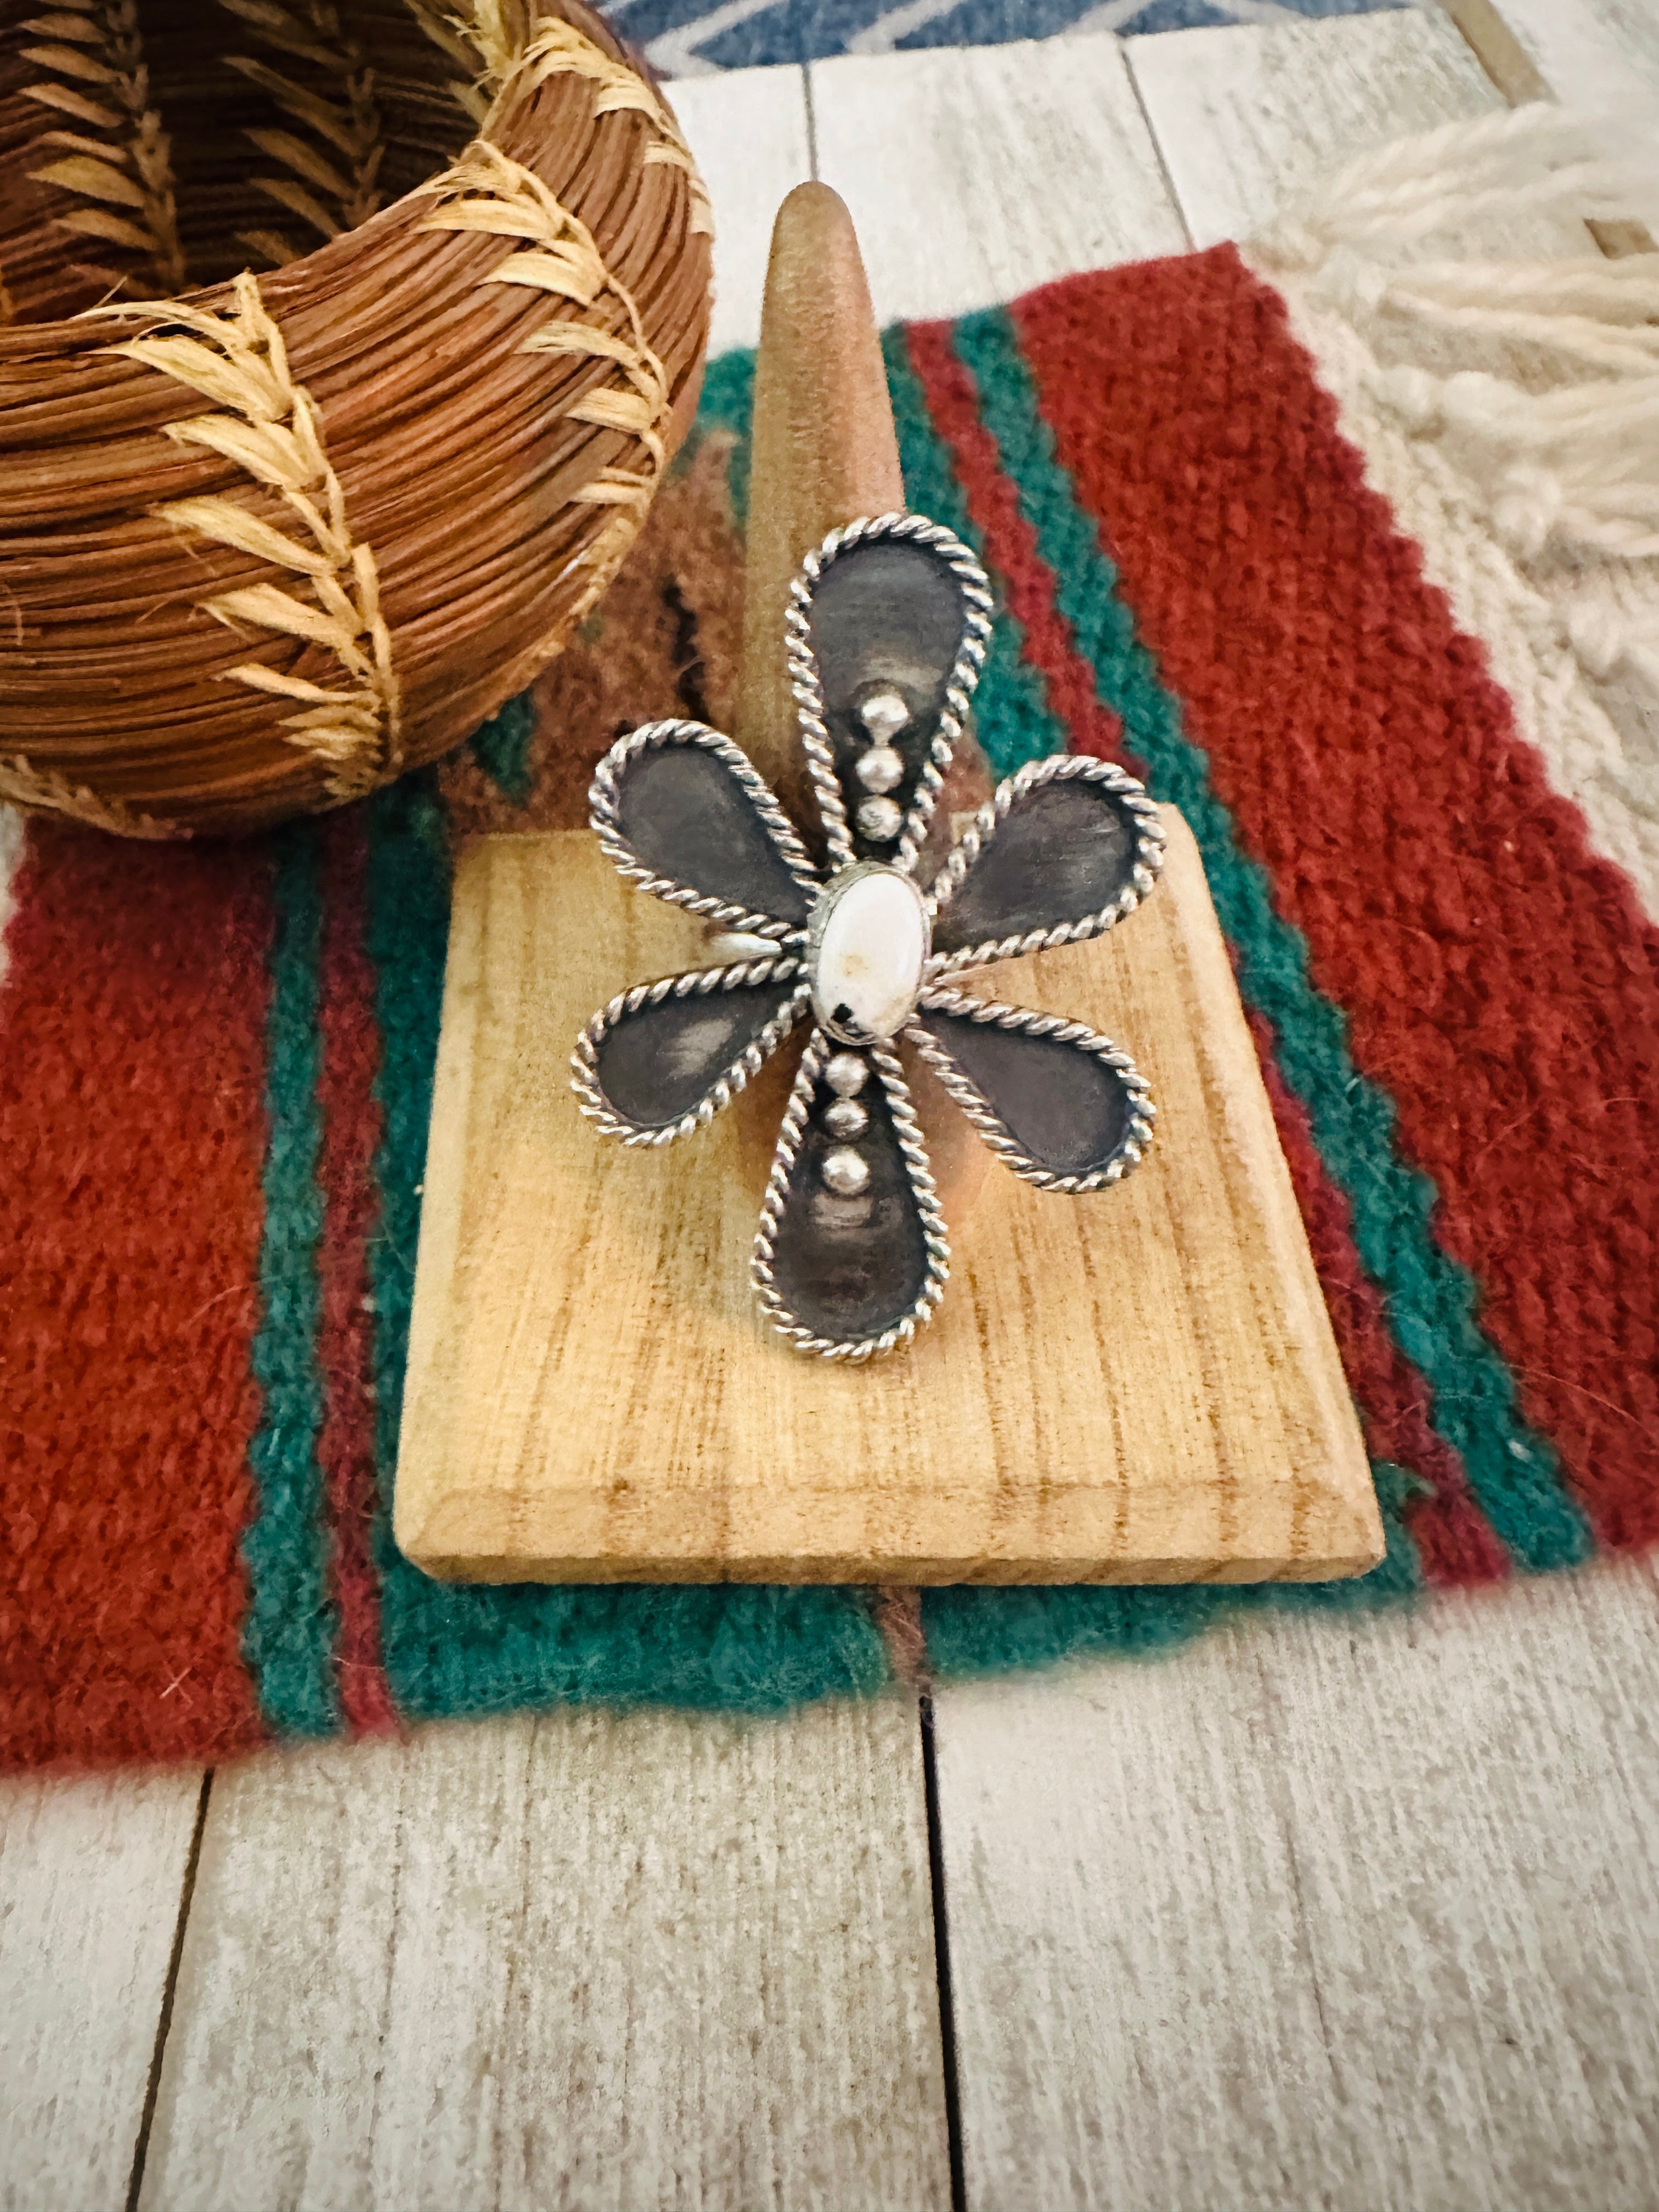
[393,185,1384,1589]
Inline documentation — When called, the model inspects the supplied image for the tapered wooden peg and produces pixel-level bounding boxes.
[731,182,991,1215]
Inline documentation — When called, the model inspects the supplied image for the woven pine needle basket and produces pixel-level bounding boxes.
[0,0,712,837]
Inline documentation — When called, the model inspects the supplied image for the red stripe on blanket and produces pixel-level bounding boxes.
[905,320,1135,773]
[1015,247,1659,1548]
[911,303,1504,1583]
[315,815,397,1738]
[0,826,269,1767]
[1245,1008,1509,1586]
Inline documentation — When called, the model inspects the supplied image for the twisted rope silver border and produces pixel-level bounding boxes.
[908,989,1155,1193]
[785,513,994,879]
[589,719,819,943]
[571,960,811,1148]
[924,755,1167,977]
[751,1029,951,1361]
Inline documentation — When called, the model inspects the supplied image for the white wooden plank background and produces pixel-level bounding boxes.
[137,1701,949,2212]
[808,37,1188,325]
[935,1559,1659,2212]
[3,63,948,2212]
[1479,0,1659,119]
[668,67,813,356]
[0,1769,205,2212]
[5,9,1659,2209]
[926,13,1659,2209]
[1128,8,1504,250]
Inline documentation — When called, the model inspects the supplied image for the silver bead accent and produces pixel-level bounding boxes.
[825,1052,868,1097]
[855,745,904,794]
[856,794,902,843]
[858,687,910,741]
[823,1097,868,1140]
[821,1146,870,1197]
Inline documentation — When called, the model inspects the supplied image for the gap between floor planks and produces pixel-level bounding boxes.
[0,59,818,2212]
[935,1555,1659,2212]
[0,1765,207,2212]
[133,1697,952,2212]
[902,10,1659,2210]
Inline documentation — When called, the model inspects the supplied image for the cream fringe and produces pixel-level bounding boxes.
[1249,103,1659,914]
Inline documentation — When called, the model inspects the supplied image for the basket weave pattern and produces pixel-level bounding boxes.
[0,0,712,835]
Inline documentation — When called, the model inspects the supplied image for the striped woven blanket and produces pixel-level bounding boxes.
[3,110,1655,1769]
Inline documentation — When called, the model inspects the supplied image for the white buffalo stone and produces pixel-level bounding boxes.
[807,865,930,1044]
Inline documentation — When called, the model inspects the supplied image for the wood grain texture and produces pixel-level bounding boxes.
[137,1697,950,2212]
[736,183,905,800]
[394,814,1379,1585]
[808,36,1189,326]
[933,24,1659,2212]
[0,1768,204,2212]
[12,30,1657,2212]
[1476,0,1659,114]
[668,66,814,359]
[1442,0,1553,102]
[1126,9,1508,250]
[934,1556,1659,2212]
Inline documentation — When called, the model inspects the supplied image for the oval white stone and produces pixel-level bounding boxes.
[807,865,930,1045]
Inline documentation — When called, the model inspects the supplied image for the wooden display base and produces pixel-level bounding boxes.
[394,810,1383,1585]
